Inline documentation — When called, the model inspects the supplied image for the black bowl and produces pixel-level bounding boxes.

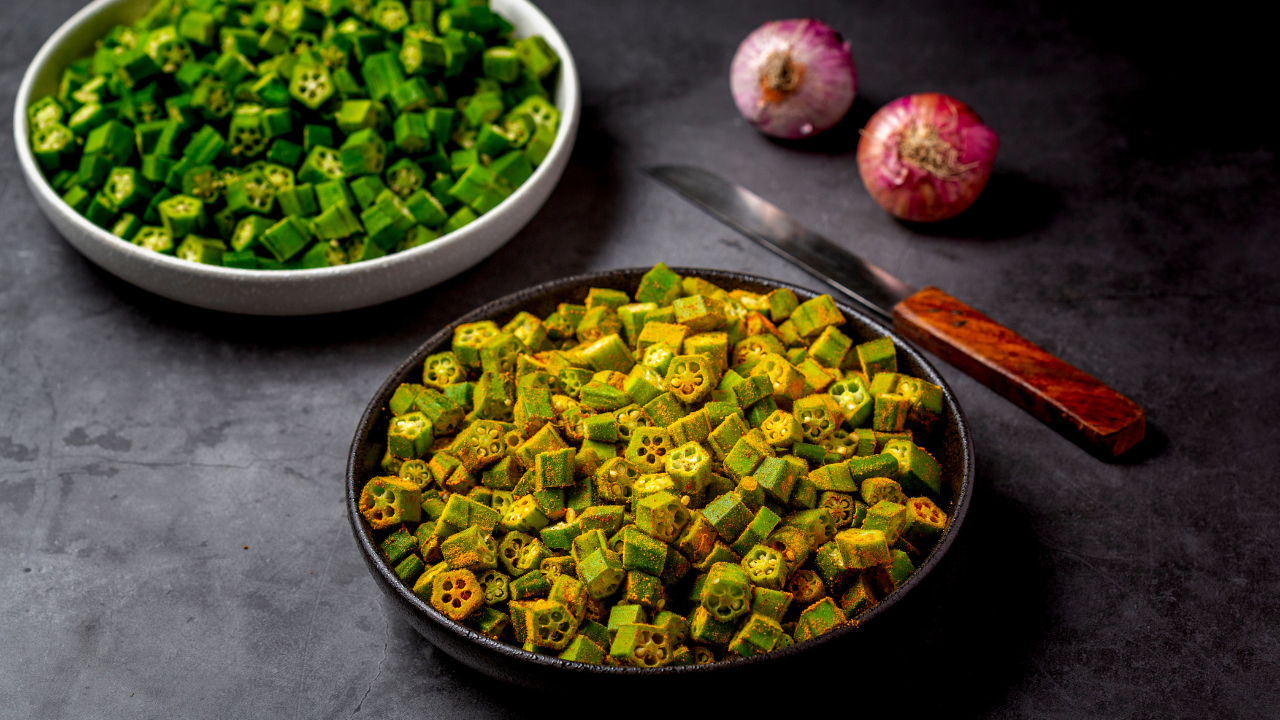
[346,267,975,688]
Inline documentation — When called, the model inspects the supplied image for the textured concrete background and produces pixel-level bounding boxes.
[2,1,1276,718]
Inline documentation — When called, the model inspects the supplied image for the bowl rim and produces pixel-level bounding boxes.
[13,0,581,282]
[345,267,976,676]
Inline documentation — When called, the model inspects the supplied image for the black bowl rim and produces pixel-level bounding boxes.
[346,267,975,677]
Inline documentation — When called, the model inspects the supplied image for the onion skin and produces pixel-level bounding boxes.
[857,93,999,222]
[730,19,856,139]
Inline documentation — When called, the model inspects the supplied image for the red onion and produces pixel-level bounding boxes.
[730,19,856,139]
[857,93,999,222]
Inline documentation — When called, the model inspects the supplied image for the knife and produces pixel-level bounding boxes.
[644,164,1145,458]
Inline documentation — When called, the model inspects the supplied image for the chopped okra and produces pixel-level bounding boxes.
[359,265,954,665]
[30,0,561,271]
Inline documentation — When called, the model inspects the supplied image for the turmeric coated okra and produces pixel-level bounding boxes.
[28,0,560,270]
[359,263,951,666]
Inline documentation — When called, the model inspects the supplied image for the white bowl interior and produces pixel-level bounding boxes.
[15,0,580,315]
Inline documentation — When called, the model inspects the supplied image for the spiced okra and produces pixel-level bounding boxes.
[359,265,953,665]
[29,0,561,270]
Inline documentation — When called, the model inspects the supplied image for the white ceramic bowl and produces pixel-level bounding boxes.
[15,0,580,315]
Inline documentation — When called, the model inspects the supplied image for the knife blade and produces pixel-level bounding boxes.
[644,163,1147,458]
[643,164,914,321]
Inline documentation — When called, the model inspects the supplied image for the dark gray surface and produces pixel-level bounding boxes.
[1,1,1276,718]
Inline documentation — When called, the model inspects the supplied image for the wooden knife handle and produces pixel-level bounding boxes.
[892,286,1145,458]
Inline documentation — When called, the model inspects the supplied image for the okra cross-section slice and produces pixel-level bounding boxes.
[634,491,690,544]
[422,351,466,390]
[132,226,173,254]
[700,561,750,622]
[882,439,941,496]
[289,55,335,109]
[594,457,640,504]
[794,394,840,443]
[452,320,499,368]
[31,123,76,171]
[760,409,803,447]
[476,569,512,606]
[175,235,226,265]
[624,427,673,474]
[498,532,535,577]
[786,568,826,607]
[609,623,674,667]
[664,441,711,496]
[455,420,507,472]
[387,411,433,458]
[820,491,863,529]
[430,568,483,621]
[441,525,498,571]
[358,475,422,530]
[157,194,206,238]
[577,548,624,599]
[665,354,718,404]
[104,166,153,211]
[224,169,276,216]
[180,164,223,204]
[524,599,579,650]
[903,496,948,547]
[298,145,348,185]
[740,544,788,589]
[828,374,873,429]
[386,157,427,197]
[28,95,65,131]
